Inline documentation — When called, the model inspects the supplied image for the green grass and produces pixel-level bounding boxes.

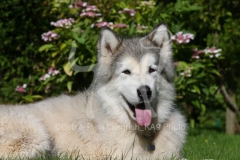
[182,129,240,159]
[6,129,240,160]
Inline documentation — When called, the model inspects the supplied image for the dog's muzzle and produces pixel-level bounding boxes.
[126,85,153,127]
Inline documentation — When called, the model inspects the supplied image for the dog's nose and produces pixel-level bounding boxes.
[137,85,152,101]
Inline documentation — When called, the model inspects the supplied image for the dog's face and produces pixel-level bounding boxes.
[113,53,159,127]
[115,53,158,105]
[97,24,173,127]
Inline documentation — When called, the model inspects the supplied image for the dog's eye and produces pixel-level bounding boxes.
[149,67,156,73]
[122,69,131,75]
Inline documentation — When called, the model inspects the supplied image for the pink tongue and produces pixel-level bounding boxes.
[135,108,152,126]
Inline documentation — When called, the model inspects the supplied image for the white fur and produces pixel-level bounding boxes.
[0,105,50,159]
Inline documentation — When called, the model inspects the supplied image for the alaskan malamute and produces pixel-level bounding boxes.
[0,23,187,159]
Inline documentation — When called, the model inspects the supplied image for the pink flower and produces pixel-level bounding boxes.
[179,69,191,77]
[40,67,60,81]
[119,8,136,16]
[15,84,27,93]
[80,12,101,17]
[192,48,205,59]
[48,67,60,76]
[192,53,200,59]
[192,47,222,59]
[40,73,51,81]
[171,32,194,44]
[94,22,127,29]
[41,31,59,41]
[52,70,60,76]
[47,67,54,74]
[137,24,148,29]
[50,18,75,28]
[204,47,222,54]
[75,1,87,8]
[113,23,127,28]
[95,22,112,28]
[204,47,222,58]
[86,5,98,11]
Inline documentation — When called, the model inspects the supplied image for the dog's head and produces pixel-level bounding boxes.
[96,23,174,127]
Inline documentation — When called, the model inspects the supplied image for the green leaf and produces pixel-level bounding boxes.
[186,79,197,85]
[23,95,33,102]
[177,61,189,70]
[193,85,201,94]
[190,119,195,128]
[51,52,58,58]
[31,95,43,99]
[196,72,205,79]
[63,62,73,76]
[191,100,200,108]
[200,104,206,115]
[71,32,82,44]
[67,81,73,92]
[202,88,209,96]
[60,43,67,51]
[210,69,220,76]
[39,44,54,52]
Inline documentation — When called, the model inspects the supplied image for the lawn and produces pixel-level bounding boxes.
[10,129,240,160]
[182,129,240,160]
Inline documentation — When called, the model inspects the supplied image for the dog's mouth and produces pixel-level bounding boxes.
[126,100,152,127]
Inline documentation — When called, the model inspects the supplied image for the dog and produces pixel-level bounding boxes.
[0,23,187,159]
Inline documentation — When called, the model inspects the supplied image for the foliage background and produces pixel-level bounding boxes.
[0,0,240,132]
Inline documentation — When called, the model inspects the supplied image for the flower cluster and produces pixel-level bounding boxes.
[86,5,98,11]
[171,32,194,44]
[50,18,75,28]
[113,23,127,28]
[15,84,27,93]
[80,11,101,17]
[119,8,136,16]
[41,31,59,42]
[40,67,60,81]
[70,1,87,8]
[192,47,222,59]
[204,47,222,58]
[73,1,101,18]
[94,22,112,28]
[179,68,192,77]
[92,22,127,29]
[192,49,205,59]
[70,2,134,28]
[137,24,148,29]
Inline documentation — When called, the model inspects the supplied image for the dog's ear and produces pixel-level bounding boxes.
[98,27,120,57]
[144,23,174,81]
[144,23,172,61]
[146,23,171,46]
[96,27,120,84]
